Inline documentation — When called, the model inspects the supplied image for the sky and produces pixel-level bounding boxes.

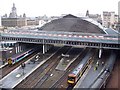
[0,0,120,17]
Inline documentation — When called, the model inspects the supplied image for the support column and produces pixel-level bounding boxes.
[48,45,50,50]
[20,45,22,52]
[43,39,45,54]
[3,43,5,49]
[45,45,47,53]
[99,43,102,58]
[17,46,19,53]
[1,43,4,49]
[15,43,19,54]
[43,44,45,54]
[18,44,20,52]
[21,44,24,52]
[45,44,47,53]
[15,46,18,54]
[43,44,52,54]
[19,45,21,52]
[44,44,48,53]
[99,48,102,58]
[18,43,23,52]
[46,44,50,51]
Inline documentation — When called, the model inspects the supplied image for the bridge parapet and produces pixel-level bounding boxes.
[1,30,119,39]
[2,30,119,37]
[1,30,120,49]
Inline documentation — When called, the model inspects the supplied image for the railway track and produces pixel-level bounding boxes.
[52,48,96,89]
[39,48,91,88]
[15,46,71,88]
[73,49,113,89]
[32,54,62,88]
[35,47,84,88]
[89,50,117,89]
[105,50,119,89]
[1,50,40,78]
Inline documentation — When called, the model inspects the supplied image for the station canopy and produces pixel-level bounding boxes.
[39,14,105,34]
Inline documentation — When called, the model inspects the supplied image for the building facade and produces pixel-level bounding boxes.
[118,1,120,31]
[2,17,27,27]
[1,3,27,27]
[119,1,120,18]
[102,11,118,29]
[86,10,102,24]
[0,16,1,26]
[27,17,39,26]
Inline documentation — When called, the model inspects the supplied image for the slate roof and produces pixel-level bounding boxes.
[39,14,105,34]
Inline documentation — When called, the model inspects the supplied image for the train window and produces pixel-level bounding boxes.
[12,59,14,63]
[68,76,75,81]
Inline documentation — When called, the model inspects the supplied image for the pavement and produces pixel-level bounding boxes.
[0,52,56,89]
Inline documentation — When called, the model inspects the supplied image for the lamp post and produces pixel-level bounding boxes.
[21,63,25,75]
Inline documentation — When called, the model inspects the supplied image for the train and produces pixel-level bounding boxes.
[8,48,37,65]
[67,50,93,85]
[90,51,116,89]
[90,69,110,89]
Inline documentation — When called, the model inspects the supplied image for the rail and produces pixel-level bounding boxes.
[1,30,120,49]
[89,51,117,88]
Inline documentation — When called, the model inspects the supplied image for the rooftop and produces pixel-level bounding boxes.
[39,14,105,34]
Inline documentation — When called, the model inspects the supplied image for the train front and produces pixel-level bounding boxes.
[67,73,76,86]
[8,57,12,65]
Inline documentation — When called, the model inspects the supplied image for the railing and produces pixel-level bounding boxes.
[2,30,119,37]
[1,30,120,49]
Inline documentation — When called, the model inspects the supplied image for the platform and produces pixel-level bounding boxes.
[55,48,82,71]
[0,62,8,69]
[55,56,78,71]
[0,51,56,88]
[74,55,109,88]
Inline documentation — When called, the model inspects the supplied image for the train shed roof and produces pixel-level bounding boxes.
[39,14,105,34]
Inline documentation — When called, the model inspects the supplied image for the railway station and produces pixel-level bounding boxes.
[0,14,119,89]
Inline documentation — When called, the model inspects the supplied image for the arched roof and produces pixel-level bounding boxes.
[40,14,105,34]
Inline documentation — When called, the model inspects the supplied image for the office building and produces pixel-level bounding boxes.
[86,10,102,24]
[102,11,118,29]
[1,3,27,27]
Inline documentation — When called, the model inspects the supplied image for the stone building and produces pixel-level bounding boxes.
[117,1,120,31]
[1,3,27,27]
[102,11,118,29]
[27,17,39,26]
[86,10,102,24]
[2,17,27,27]
[0,15,1,26]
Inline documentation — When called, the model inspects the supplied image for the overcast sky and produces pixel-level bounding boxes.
[0,0,119,17]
